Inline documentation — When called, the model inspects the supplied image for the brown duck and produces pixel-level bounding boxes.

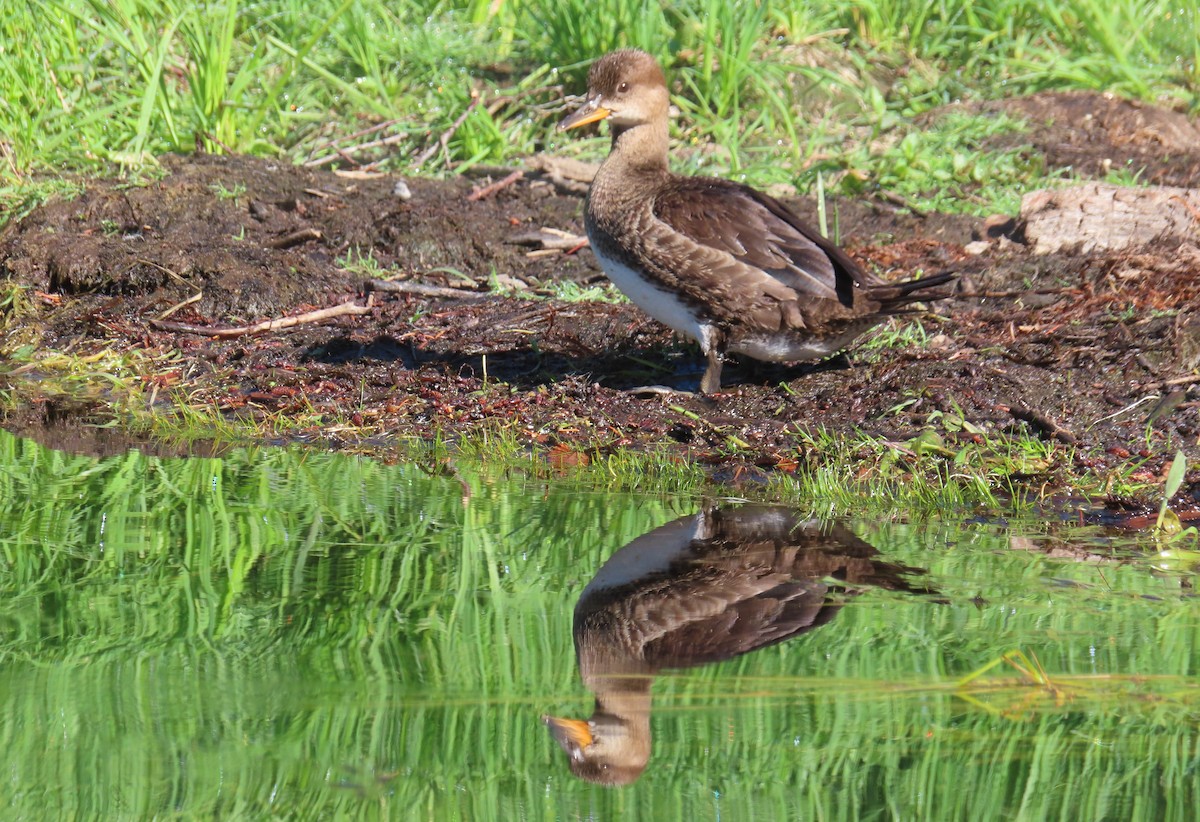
[559,50,954,393]
[542,505,932,786]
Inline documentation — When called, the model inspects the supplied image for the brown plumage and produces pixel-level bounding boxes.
[559,49,954,393]
[542,505,933,786]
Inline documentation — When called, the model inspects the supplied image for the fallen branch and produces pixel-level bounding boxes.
[484,84,566,117]
[873,188,928,217]
[149,298,373,339]
[508,226,587,250]
[366,279,482,299]
[267,227,323,249]
[467,170,524,202]
[523,155,597,195]
[973,288,1082,299]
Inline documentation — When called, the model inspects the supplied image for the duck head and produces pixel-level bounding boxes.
[542,711,650,786]
[559,49,669,133]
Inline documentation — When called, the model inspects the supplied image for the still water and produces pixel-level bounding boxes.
[0,428,1196,819]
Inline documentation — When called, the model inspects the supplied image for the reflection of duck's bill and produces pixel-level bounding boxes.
[542,715,592,761]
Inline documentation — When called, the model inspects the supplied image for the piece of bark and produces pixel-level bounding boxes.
[507,226,587,250]
[1021,183,1200,255]
[523,155,598,194]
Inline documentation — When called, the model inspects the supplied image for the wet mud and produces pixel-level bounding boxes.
[2,91,1198,511]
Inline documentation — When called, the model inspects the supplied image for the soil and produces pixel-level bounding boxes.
[2,91,1198,515]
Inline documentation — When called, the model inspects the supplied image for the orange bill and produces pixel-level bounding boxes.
[542,715,593,757]
[559,101,611,131]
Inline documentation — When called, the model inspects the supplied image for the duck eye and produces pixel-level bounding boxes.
[617,82,629,93]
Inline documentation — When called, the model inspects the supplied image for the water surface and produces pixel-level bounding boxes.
[0,429,1196,819]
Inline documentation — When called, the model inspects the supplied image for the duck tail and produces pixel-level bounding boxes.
[871,269,957,309]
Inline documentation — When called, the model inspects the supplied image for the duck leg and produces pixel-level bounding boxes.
[700,345,724,394]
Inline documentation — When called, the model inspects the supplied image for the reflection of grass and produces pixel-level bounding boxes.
[957,649,1070,716]
[648,667,1200,722]
[0,430,1197,817]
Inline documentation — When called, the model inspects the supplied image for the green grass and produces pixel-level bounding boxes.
[1,0,1196,221]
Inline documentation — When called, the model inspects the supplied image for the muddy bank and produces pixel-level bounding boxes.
[1,91,1198,511]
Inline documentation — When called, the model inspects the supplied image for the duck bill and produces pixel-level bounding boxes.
[542,715,593,760]
[558,98,611,131]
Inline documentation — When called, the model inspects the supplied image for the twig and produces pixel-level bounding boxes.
[366,279,482,299]
[267,227,323,249]
[974,288,1082,299]
[874,189,928,217]
[467,170,524,202]
[303,119,403,168]
[413,92,480,169]
[157,291,202,320]
[1007,404,1077,444]
[484,84,566,117]
[306,131,411,169]
[149,298,373,338]
[135,258,195,289]
[508,226,586,250]
[1087,394,1159,428]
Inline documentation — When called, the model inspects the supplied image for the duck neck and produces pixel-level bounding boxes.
[605,120,669,177]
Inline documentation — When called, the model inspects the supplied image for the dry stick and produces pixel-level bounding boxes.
[157,291,202,320]
[305,129,411,169]
[484,84,566,117]
[267,227,323,249]
[304,119,402,167]
[412,93,480,168]
[874,189,928,217]
[1169,193,1200,223]
[467,170,524,202]
[304,84,560,170]
[366,279,483,299]
[973,288,1081,299]
[149,298,373,339]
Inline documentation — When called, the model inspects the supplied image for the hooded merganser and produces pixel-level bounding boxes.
[559,49,953,393]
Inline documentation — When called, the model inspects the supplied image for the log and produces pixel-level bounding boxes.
[1021,183,1200,255]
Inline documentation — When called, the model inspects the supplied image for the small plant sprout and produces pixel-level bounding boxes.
[1156,450,1196,540]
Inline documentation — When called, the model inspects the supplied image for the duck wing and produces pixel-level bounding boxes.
[652,176,876,308]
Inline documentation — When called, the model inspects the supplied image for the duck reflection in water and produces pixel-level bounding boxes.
[543,505,932,786]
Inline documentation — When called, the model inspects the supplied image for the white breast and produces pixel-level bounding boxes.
[592,249,717,354]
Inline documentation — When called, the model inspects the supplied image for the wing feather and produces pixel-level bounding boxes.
[651,177,875,306]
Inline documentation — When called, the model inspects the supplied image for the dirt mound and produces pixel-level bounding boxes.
[1,154,597,324]
[976,91,1200,187]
